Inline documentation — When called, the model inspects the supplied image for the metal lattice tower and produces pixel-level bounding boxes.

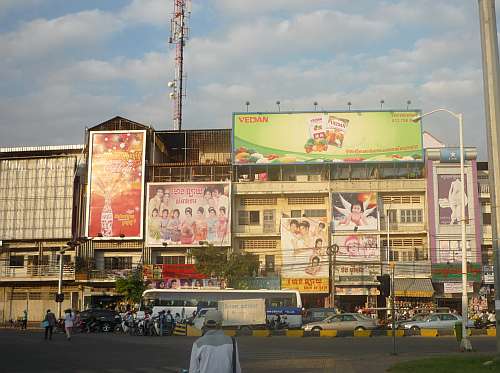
[169,0,190,131]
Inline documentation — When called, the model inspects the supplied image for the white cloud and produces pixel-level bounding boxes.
[120,0,171,26]
[0,0,42,17]
[0,10,123,61]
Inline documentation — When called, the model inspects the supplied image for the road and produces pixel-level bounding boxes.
[0,329,496,373]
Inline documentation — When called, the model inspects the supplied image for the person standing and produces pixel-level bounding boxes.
[21,309,28,330]
[64,309,74,340]
[189,310,241,373]
[43,309,56,340]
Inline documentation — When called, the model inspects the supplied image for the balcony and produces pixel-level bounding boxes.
[76,267,137,282]
[478,182,490,198]
[0,263,75,282]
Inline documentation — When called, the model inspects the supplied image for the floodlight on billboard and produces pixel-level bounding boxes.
[233,111,423,165]
[85,130,146,239]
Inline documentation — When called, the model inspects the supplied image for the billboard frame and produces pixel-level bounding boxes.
[145,181,232,248]
[232,110,424,165]
[85,130,147,240]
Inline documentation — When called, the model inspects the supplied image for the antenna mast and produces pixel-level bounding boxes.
[169,0,190,131]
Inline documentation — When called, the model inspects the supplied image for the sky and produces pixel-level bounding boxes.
[0,0,494,159]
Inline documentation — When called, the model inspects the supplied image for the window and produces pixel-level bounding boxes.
[58,255,71,265]
[400,209,423,223]
[342,315,356,321]
[303,209,327,218]
[9,255,24,267]
[265,255,275,272]
[156,256,186,265]
[104,257,132,270]
[238,210,260,225]
[483,213,492,225]
[440,314,457,321]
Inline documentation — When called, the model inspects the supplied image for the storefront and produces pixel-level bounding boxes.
[393,278,435,312]
[335,286,379,312]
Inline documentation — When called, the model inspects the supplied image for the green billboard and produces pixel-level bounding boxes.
[233,111,423,164]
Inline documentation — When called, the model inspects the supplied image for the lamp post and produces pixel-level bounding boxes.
[413,108,472,351]
[327,244,340,309]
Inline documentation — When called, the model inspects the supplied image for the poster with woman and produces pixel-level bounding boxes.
[145,182,231,247]
[437,174,469,225]
[334,234,380,262]
[332,192,379,231]
[280,217,329,278]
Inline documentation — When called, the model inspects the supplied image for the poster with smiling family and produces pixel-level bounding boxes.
[145,182,231,247]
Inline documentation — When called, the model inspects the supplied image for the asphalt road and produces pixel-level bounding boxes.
[0,329,497,373]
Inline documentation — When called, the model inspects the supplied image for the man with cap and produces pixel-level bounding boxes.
[189,310,241,373]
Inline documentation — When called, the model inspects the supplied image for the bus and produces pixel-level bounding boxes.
[141,289,303,328]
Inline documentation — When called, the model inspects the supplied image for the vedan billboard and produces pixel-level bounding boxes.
[145,182,231,247]
[86,130,146,239]
[332,192,379,231]
[233,111,422,164]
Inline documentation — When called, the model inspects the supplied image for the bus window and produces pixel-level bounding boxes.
[185,298,198,307]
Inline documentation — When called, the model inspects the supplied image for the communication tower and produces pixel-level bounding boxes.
[168,0,190,131]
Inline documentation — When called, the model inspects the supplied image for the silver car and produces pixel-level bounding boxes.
[302,313,378,332]
[402,313,462,332]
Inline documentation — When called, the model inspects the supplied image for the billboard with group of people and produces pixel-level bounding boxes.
[280,192,381,293]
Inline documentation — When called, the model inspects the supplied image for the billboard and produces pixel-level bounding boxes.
[281,217,329,279]
[233,111,423,164]
[335,264,379,282]
[436,240,473,263]
[334,234,380,262]
[431,263,481,282]
[143,264,221,289]
[332,192,378,231]
[145,182,231,247]
[437,174,469,225]
[86,130,146,239]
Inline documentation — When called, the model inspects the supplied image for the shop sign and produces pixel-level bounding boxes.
[334,287,380,296]
[483,265,495,284]
[443,282,473,294]
[281,277,329,293]
[431,263,481,282]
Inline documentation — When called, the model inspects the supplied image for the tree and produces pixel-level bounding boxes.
[191,245,259,288]
[115,266,146,304]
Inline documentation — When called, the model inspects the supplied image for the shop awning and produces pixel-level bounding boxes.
[394,278,434,297]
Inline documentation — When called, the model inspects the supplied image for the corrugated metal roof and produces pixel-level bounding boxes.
[394,278,434,297]
[0,144,84,153]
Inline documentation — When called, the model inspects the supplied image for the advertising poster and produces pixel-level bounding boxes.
[437,174,469,225]
[281,217,329,279]
[332,192,378,231]
[86,130,146,239]
[145,182,230,247]
[334,235,380,262]
[335,264,379,282]
[233,111,423,164]
[143,264,222,289]
[431,263,481,282]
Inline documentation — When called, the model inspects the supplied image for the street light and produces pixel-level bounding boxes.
[412,108,472,351]
[327,243,340,309]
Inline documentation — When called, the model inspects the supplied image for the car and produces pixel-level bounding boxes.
[396,313,428,329]
[302,308,338,325]
[79,308,121,332]
[302,313,378,332]
[401,313,465,333]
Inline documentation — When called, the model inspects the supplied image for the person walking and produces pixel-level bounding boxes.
[189,310,241,373]
[64,309,74,340]
[43,309,56,340]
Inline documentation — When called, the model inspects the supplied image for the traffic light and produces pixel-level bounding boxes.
[55,293,64,303]
[377,274,391,298]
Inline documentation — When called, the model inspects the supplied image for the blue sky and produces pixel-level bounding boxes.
[0,0,493,158]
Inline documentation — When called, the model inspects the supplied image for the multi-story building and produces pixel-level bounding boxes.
[0,144,83,322]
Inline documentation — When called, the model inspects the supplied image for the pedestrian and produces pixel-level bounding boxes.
[189,310,241,373]
[21,309,28,330]
[64,309,74,340]
[43,309,56,340]
[175,312,181,325]
[159,310,166,336]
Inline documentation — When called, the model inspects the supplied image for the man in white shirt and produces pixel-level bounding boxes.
[189,310,241,373]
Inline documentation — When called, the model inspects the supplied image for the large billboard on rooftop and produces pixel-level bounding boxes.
[233,111,423,165]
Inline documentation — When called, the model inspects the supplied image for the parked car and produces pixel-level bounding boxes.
[302,308,338,325]
[401,313,465,333]
[396,313,428,329]
[302,313,378,332]
[79,309,121,332]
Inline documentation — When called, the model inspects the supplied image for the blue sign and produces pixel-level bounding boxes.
[440,148,461,163]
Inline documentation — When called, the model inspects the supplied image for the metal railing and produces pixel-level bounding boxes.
[0,263,75,279]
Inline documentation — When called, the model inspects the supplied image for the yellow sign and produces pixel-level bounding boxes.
[281,277,329,293]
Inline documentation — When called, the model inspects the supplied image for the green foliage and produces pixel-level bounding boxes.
[388,356,499,373]
[191,245,259,288]
[115,267,146,304]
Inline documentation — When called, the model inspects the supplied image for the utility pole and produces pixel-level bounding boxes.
[390,262,396,355]
[327,243,339,309]
[57,246,67,319]
[478,0,500,354]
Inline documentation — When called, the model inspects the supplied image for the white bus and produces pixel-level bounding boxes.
[141,289,303,328]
